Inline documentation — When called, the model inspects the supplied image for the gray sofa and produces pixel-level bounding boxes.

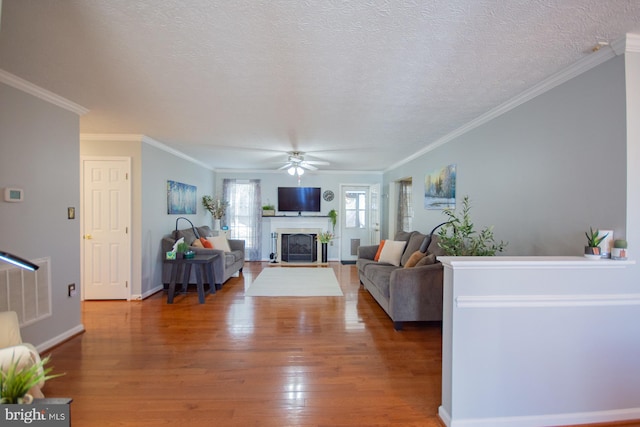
[162,225,245,288]
[357,230,444,330]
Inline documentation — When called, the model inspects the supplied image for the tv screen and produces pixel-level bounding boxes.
[278,187,321,212]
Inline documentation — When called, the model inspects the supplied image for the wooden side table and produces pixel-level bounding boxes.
[165,254,218,303]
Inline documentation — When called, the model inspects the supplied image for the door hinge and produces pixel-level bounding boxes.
[126,226,128,234]
[126,173,129,180]
[126,281,128,288]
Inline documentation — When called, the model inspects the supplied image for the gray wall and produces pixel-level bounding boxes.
[81,137,215,297]
[0,82,82,346]
[384,55,627,256]
[141,142,214,296]
[214,171,383,260]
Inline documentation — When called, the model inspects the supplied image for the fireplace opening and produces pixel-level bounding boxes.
[281,233,317,262]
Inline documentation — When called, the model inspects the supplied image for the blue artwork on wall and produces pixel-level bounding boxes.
[424,164,456,210]
[167,180,197,214]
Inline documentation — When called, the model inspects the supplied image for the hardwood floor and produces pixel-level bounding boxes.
[42,262,640,427]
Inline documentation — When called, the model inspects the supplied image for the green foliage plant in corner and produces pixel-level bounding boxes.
[437,195,507,256]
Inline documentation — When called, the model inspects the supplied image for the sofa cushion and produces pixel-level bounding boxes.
[394,231,414,243]
[174,228,199,245]
[374,240,386,261]
[197,226,213,238]
[207,235,231,252]
[404,250,426,268]
[401,232,427,266]
[200,237,213,248]
[378,240,406,266]
[192,238,204,248]
[363,264,396,298]
[415,253,436,266]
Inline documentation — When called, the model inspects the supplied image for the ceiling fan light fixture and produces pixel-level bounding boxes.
[296,167,304,176]
[288,166,296,175]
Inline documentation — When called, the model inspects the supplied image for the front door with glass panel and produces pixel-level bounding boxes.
[340,185,375,262]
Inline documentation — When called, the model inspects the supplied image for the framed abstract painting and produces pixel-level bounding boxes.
[167,180,197,214]
[424,164,456,210]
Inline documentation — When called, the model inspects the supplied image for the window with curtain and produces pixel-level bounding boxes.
[223,179,261,261]
[397,179,413,232]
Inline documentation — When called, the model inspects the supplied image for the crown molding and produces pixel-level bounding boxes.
[0,69,88,115]
[619,32,640,53]
[140,135,214,171]
[80,133,144,142]
[215,169,383,175]
[385,36,627,173]
[80,133,214,171]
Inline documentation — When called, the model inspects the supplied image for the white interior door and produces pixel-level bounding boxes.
[340,185,378,262]
[82,158,131,300]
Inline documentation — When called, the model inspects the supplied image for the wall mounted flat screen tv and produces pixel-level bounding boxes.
[278,187,321,212]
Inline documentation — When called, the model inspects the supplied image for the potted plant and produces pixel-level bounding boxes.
[262,203,275,216]
[612,239,628,260]
[176,241,189,259]
[318,231,334,263]
[437,196,507,256]
[327,209,337,232]
[584,227,608,259]
[202,195,229,230]
[1,354,63,404]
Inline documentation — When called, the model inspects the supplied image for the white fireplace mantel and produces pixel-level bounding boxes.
[265,217,331,263]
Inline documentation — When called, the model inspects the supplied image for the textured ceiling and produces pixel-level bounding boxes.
[1,0,639,172]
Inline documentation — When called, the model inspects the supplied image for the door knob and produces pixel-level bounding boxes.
[84,234,93,240]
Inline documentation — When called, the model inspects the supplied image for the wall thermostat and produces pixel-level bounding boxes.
[4,188,24,202]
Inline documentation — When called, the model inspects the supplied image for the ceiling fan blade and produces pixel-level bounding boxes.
[278,163,293,170]
[300,162,318,171]
[303,160,330,166]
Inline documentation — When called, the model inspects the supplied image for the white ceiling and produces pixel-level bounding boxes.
[1,0,639,172]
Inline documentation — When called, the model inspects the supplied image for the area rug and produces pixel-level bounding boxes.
[244,268,343,297]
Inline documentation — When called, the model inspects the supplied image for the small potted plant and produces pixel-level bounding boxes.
[262,203,276,216]
[584,227,608,259]
[612,239,628,260]
[176,241,189,259]
[318,231,334,263]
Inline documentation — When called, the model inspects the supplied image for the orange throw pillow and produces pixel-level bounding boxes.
[200,237,213,249]
[374,240,386,261]
[404,250,426,268]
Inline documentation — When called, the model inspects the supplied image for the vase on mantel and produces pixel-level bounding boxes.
[213,219,221,231]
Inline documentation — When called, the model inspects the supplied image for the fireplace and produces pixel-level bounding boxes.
[281,233,318,262]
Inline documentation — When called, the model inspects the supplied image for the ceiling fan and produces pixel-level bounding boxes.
[278,152,329,176]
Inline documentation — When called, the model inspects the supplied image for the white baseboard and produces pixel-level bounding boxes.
[132,285,164,300]
[438,405,640,427]
[36,324,85,353]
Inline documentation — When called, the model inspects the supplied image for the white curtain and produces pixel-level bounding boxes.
[397,179,413,232]
[223,179,262,261]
